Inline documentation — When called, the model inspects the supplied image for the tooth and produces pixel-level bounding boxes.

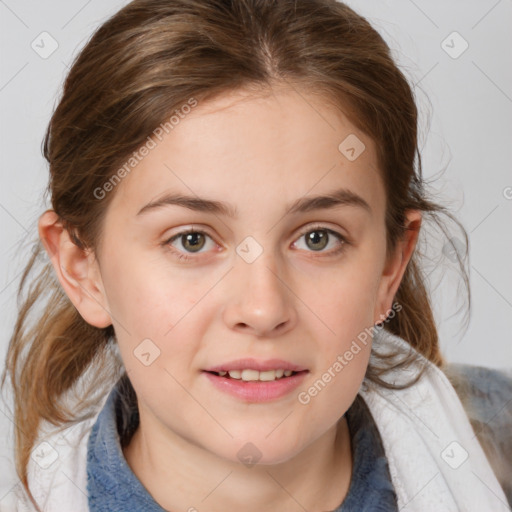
[241,369,260,381]
[224,369,294,381]
[259,370,277,381]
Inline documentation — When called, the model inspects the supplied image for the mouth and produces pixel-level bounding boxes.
[203,369,308,382]
[202,368,309,402]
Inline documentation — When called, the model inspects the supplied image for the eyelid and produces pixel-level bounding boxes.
[295,222,349,242]
[165,227,217,249]
[163,222,349,261]
[292,223,349,254]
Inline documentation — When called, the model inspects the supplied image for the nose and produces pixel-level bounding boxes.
[222,250,297,338]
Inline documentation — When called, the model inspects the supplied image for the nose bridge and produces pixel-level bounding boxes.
[223,238,296,335]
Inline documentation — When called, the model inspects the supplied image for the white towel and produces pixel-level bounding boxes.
[360,328,510,511]
[12,412,97,512]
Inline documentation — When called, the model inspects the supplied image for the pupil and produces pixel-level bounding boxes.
[306,230,328,251]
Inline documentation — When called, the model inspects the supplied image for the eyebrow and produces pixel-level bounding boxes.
[136,187,371,218]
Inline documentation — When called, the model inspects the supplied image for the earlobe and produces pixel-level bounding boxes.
[38,210,112,328]
[373,210,422,324]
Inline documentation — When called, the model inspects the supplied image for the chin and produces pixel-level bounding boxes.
[218,436,303,467]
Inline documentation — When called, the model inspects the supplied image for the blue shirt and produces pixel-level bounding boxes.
[87,364,512,511]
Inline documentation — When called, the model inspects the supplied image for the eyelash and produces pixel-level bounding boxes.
[164,225,349,262]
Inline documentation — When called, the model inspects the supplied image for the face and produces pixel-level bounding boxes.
[67,85,411,464]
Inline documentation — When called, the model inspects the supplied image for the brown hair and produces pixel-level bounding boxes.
[1,0,469,508]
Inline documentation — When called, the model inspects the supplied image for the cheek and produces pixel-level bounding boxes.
[313,276,375,379]
[294,253,381,405]
[101,248,214,335]
[296,277,375,432]
[100,258,205,396]
[298,255,382,338]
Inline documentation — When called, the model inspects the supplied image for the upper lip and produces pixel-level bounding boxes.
[204,358,308,373]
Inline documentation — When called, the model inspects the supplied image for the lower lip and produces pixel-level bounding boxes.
[202,371,309,402]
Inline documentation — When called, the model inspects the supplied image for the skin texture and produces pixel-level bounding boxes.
[40,84,421,512]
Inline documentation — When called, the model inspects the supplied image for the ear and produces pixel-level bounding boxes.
[38,210,112,328]
[373,210,422,324]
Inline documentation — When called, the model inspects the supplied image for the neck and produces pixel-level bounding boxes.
[123,413,352,512]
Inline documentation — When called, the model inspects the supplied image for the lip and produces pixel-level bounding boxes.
[203,370,309,402]
[205,358,308,372]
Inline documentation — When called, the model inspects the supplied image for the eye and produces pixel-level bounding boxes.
[164,225,348,262]
[165,229,217,259]
[292,225,347,255]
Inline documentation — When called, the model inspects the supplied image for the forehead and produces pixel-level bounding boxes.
[107,85,384,219]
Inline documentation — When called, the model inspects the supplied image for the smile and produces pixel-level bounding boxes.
[207,369,301,381]
[202,370,309,402]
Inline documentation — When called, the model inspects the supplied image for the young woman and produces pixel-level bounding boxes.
[2,0,511,511]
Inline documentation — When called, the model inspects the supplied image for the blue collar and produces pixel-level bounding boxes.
[87,377,397,511]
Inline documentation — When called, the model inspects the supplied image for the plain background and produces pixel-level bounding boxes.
[0,0,511,504]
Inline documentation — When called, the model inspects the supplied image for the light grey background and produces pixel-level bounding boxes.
[1,0,511,504]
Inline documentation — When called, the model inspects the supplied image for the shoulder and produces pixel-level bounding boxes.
[443,363,512,426]
[443,363,512,505]
[14,412,101,511]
